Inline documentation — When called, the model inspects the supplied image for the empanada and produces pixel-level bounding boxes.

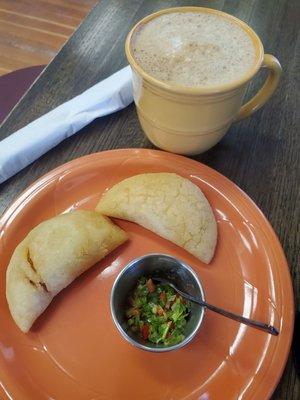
[6,210,127,332]
[96,173,217,264]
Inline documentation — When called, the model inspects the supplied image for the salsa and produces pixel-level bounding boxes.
[125,277,191,346]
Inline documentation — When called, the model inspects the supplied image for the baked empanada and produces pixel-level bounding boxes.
[96,173,217,264]
[6,210,127,332]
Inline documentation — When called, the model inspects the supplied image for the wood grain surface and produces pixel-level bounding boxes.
[0,0,97,75]
[0,0,299,399]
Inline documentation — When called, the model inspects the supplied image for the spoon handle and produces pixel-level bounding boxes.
[181,292,279,336]
[151,278,279,336]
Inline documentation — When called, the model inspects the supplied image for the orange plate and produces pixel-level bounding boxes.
[0,149,294,400]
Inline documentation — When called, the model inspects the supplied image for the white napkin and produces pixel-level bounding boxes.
[0,66,133,184]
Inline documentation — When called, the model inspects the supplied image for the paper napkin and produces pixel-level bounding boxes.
[0,66,133,184]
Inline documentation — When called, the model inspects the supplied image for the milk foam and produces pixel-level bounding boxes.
[132,12,256,87]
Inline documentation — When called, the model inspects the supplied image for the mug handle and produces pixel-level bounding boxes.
[236,54,282,121]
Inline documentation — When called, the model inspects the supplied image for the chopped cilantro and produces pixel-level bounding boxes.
[125,277,191,345]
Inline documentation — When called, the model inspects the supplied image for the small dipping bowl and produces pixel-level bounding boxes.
[110,254,205,352]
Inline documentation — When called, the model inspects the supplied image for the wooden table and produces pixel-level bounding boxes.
[0,0,298,398]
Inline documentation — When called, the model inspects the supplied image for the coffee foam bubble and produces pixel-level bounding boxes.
[132,12,256,87]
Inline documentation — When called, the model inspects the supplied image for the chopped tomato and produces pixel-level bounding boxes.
[141,324,150,340]
[146,278,155,293]
[125,276,191,346]
[159,291,166,302]
[157,305,166,316]
[126,307,139,317]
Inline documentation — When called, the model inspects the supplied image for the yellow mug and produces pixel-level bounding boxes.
[125,7,282,155]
